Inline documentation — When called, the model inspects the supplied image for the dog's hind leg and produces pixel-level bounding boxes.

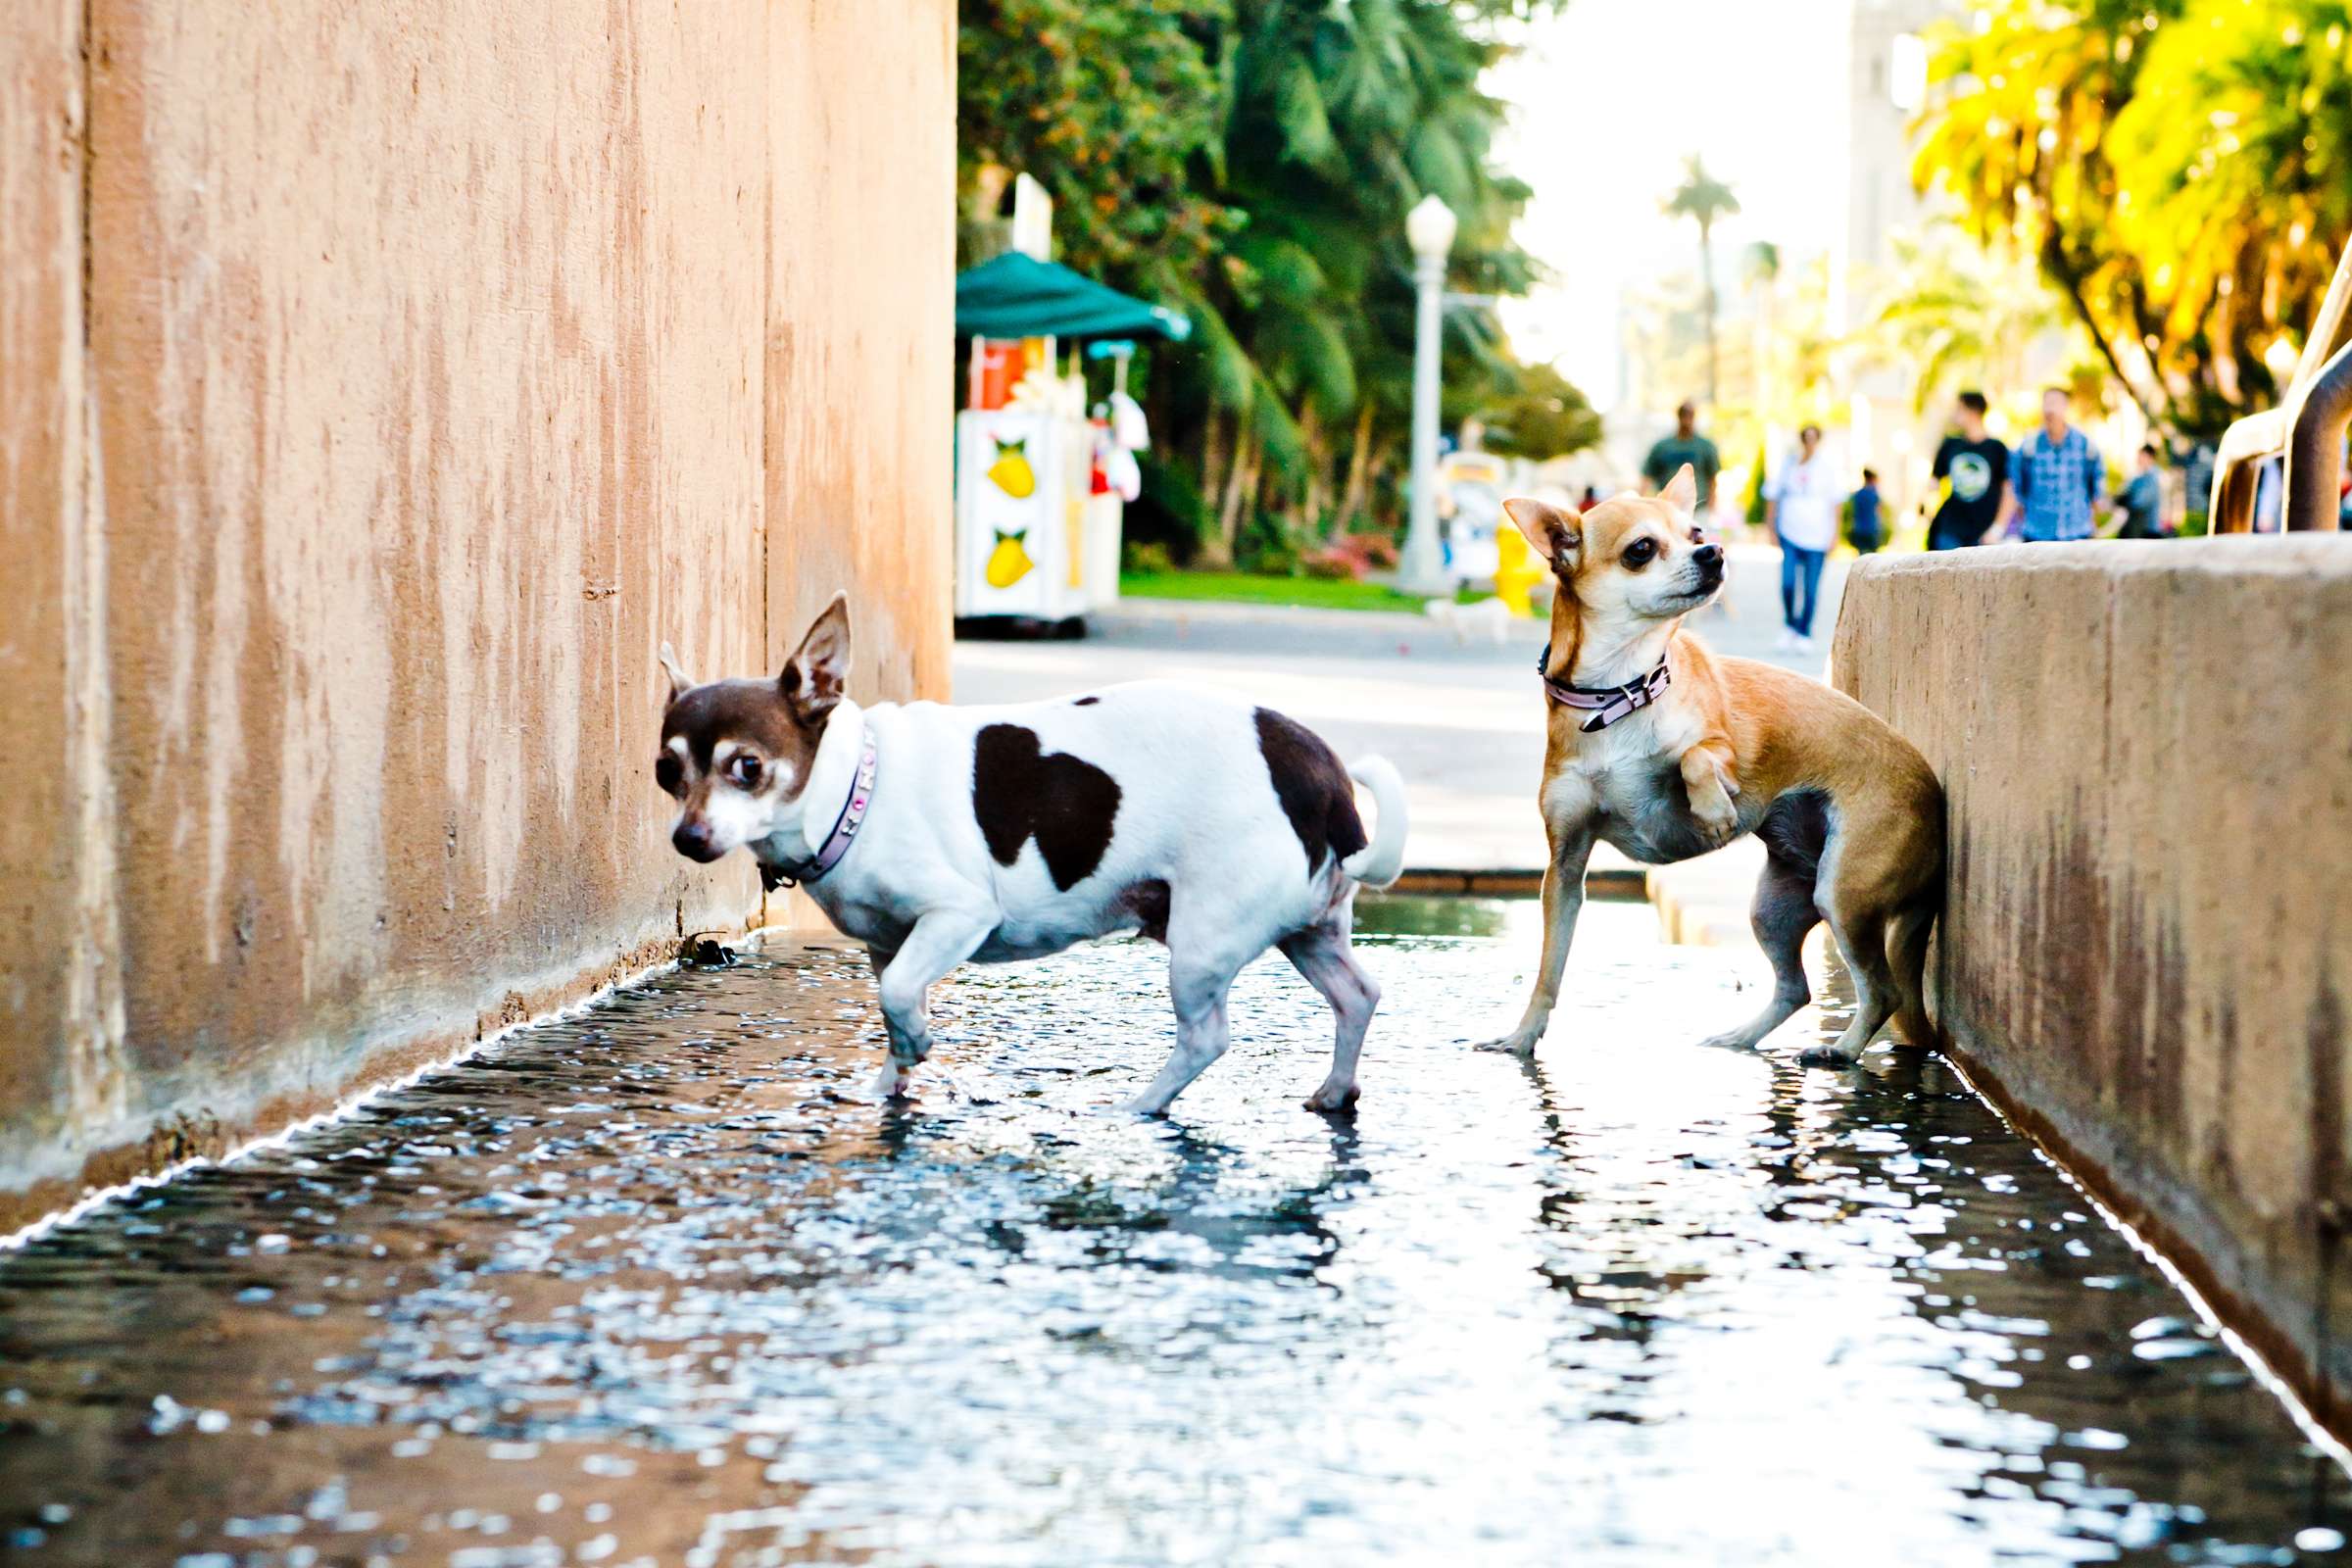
[870,906,993,1099]
[1281,916,1381,1114]
[1801,899,1898,1067]
[1696,854,1820,1052]
[1884,893,1940,1050]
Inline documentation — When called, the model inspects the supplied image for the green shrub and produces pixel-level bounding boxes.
[1123,539,1176,574]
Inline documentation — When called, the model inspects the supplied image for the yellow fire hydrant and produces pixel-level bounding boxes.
[1493,518,1547,617]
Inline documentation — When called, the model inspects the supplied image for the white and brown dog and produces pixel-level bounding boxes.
[1481,467,1945,1065]
[656,594,1408,1113]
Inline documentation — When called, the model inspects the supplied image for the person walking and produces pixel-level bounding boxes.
[1927,390,2009,550]
[2183,441,2217,528]
[1764,424,1838,652]
[1642,401,1722,523]
[1849,467,1885,554]
[2003,386,2104,542]
[2115,444,2166,538]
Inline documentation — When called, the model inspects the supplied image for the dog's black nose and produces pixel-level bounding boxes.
[672,820,722,862]
[1693,543,1724,571]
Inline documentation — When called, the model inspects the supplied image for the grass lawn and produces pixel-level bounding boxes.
[1117,569,1435,612]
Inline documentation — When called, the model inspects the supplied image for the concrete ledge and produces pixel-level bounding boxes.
[1392,858,1647,900]
[1833,536,2352,1431]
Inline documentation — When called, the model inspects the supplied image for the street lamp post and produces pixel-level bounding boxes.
[1399,194,1457,598]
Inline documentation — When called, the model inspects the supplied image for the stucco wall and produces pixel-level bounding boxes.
[1833,538,2352,1425]
[0,1,954,1230]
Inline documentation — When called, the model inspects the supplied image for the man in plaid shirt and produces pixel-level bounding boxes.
[2002,386,2105,541]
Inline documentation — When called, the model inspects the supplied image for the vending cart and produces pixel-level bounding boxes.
[953,252,1189,630]
[956,403,1092,622]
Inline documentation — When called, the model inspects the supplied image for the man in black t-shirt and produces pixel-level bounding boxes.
[1928,390,2010,549]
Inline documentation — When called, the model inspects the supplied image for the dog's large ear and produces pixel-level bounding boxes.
[658,641,694,708]
[779,591,853,727]
[1660,464,1698,513]
[1503,497,1581,574]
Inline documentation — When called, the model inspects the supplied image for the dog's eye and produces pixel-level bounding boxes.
[654,755,682,796]
[728,754,763,788]
[1623,538,1657,568]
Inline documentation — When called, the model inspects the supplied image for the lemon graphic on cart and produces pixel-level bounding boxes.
[986,438,1037,499]
[985,528,1036,588]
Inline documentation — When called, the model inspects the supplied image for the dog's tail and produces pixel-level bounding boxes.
[1342,756,1409,888]
[1886,886,1943,1052]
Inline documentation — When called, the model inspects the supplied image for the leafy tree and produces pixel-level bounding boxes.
[1479,362,1603,461]
[2107,0,2352,426]
[956,0,1589,568]
[1182,0,1549,560]
[1663,155,1740,410]
[956,0,1230,280]
[1911,0,2352,440]
[1868,229,2082,416]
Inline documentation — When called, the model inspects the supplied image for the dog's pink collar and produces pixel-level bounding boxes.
[760,725,877,891]
[1539,645,1671,733]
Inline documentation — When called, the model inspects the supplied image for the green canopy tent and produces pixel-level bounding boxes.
[954,252,1191,342]
[952,254,1182,629]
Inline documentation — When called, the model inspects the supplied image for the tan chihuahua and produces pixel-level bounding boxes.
[1480,466,1944,1065]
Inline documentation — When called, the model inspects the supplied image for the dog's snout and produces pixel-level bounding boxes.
[671,819,723,862]
[1693,543,1724,572]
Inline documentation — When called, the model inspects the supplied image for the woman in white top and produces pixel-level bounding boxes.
[1764,424,1838,651]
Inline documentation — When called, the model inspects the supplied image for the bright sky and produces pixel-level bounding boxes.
[1489,0,1853,414]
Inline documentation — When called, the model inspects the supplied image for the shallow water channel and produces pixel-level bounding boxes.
[3,900,2347,1566]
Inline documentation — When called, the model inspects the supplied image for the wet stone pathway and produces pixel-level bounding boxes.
[2,900,2347,1567]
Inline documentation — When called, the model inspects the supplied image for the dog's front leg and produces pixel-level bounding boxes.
[1680,739,1740,846]
[1477,822,1594,1055]
[869,906,993,1100]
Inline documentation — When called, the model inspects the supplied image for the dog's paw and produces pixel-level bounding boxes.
[1473,1031,1541,1056]
[1302,1083,1361,1115]
[871,1061,915,1102]
[1695,1028,1761,1053]
[1690,798,1740,847]
[1796,1042,1860,1068]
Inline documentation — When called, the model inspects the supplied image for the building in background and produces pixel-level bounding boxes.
[1829,0,1951,529]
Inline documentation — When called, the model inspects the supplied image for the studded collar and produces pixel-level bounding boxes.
[1538,643,1672,733]
[760,724,877,891]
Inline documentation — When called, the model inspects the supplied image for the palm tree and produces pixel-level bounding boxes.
[966,0,1587,564]
[1184,0,1542,561]
[1664,155,1740,409]
[1869,228,2079,416]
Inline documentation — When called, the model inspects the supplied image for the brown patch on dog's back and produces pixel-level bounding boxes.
[1254,709,1366,873]
[972,723,1122,891]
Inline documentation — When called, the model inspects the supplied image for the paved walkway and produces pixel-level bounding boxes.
[955,545,1847,936]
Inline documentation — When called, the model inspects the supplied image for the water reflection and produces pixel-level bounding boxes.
[1353,888,1530,939]
[0,903,2343,1565]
